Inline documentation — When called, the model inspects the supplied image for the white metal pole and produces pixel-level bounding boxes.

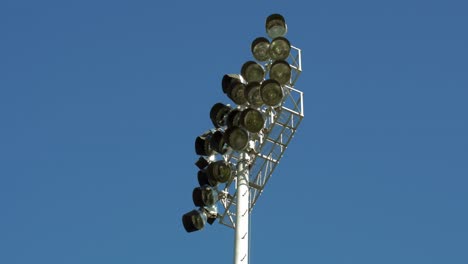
[234,152,250,264]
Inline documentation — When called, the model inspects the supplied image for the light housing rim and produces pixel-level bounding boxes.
[269,36,291,61]
[251,37,271,62]
[265,13,288,39]
[260,79,284,107]
[241,61,265,83]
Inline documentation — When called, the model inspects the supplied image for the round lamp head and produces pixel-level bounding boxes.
[240,108,265,133]
[198,170,218,187]
[224,126,249,151]
[269,60,291,85]
[207,160,232,183]
[251,37,270,62]
[241,61,265,83]
[270,37,291,61]
[245,82,264,108]
[195,132,214,156]
[210,130,228,154]
[193,185,218,207]
[266,14,287,39]
[210,103,231,128]
[182,209,207,233]
[261,79,284,107]
[222,74,242,94]
[228,81,248,105]
[226,109,242,128]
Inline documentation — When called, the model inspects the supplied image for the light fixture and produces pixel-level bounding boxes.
[269,60,291,85]
[207,160,232,183]
[198,170,218,187]
[195,157,209,170]
[224,126,249,151]
[241,61,265,83]
[195,131,214,156]
[222,74,243,94]
[269,37,291,61]
[226,109,242,128]
[265,14,287,39]
[210,130,228,154]
[228,80,248,105]
[261,79,284,106]
[193,185,218,207]
[251,37,270,61]
[182,209,207,233]
[240,108,265,133]
[203,204,218,225]
[210,103,231,128]
[245,82,264,108]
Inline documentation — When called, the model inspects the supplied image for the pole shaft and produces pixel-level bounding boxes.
[234,152,249,264]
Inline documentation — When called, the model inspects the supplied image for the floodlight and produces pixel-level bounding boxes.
[210,130,228,154]
[269,37,291,61]
[226,109,242,128]
[207,160,232,183]
[195,157,209,170]
[266,14,287,39]
[261,79,284,107]
[228,81,248,105]
[193,185,218,207]
[240,108,265,133]
[198,170,218,187]
[195,132,214,156]
[269,60,291,85]
[207,217,217,225]
[245,82,264,108]
[210,103,231,128]
[224,126,249,151]
[203,204,218,225]
[222,74,243,94]
[182,209,207,233]
[241,61,265,83]
[251,37,270,62]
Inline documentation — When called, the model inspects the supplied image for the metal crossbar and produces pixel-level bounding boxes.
[218,46,304,228]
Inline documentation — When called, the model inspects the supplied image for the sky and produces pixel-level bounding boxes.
[1,0,467,263]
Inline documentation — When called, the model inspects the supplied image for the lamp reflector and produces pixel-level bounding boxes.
[266,14,287,39]
[207,160,232,183]
[261,79,284,106]
[226,109,242,128]
[224,126,249,151]
[222,74,242,94]
[193,185,218,207]
[270,37,291,61]
[198,170,218,187]
[210,130,228,154]
[228,81,248,105]
[245,82,264,108]
[195,133,214,156]
[240,108,265,133]
[182,209,207,233]
[241,61,265,83]
[251,37,270,62]
[269,60,291,85]
[210,103,231,128]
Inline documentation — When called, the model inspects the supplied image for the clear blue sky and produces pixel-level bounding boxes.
[1,0,467,263]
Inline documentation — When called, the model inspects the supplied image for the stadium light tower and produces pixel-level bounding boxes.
[182,14,304,264]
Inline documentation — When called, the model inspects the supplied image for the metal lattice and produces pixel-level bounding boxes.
[217,46,304,229]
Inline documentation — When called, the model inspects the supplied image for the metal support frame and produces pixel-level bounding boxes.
[217,46,304,232]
